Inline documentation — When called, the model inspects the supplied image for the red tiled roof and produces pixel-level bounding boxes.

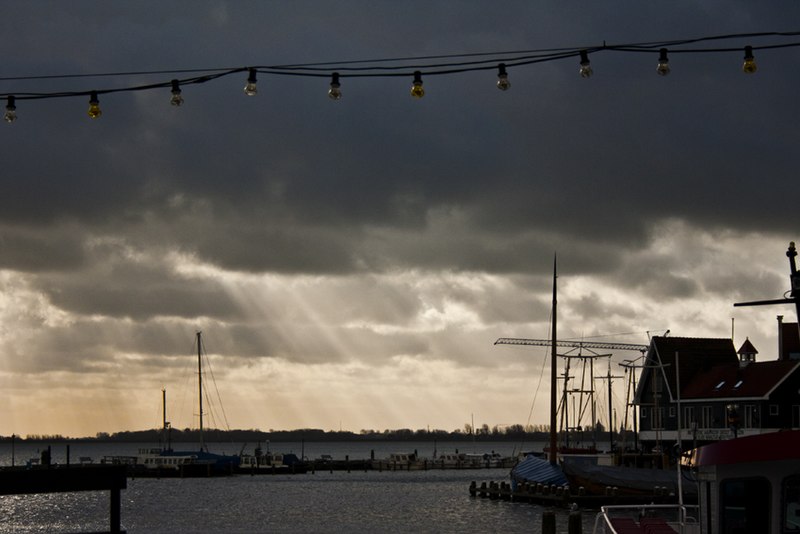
[650,337,738,400]
[681,359,800,399]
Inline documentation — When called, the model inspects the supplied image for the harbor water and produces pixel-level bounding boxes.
[0,441,599,533]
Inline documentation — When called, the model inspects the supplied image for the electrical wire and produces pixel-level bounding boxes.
[1,31,798,104]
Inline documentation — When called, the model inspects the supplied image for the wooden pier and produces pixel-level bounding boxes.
[469,479,687,509]
[0,464,127,533]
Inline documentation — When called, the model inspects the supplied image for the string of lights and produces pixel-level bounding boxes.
[2,31,800,122]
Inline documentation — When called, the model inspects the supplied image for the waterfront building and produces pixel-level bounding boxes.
[634,317,800,449]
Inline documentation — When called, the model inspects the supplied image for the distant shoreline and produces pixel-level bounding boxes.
[1,426,620,444]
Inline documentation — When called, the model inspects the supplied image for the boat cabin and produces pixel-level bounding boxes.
[691,429,800,534]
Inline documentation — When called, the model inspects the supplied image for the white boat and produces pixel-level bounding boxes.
[432,452,468,468]
[464,451,511,468]
[237,445,307,474]
[371,452,428,470]
[136,448,203,470]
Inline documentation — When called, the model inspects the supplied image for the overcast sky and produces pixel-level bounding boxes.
[1,2,798,438]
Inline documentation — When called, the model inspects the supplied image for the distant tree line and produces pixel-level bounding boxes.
[0,423,572,443]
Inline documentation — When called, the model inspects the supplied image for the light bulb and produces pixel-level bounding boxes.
[656,48,670,76]
[410,71,425,98]
[328,72,342,100]
[579,50,593,78]
[496,63,510,91]
[170,79,184,106]
[87,91,102,119]
[4,96,17,123]
[244,68,258,96]
[742,46,757,74]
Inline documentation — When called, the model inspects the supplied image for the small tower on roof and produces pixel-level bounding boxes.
[737,337,758,367]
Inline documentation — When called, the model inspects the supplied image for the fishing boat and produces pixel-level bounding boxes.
[499,257,651,495]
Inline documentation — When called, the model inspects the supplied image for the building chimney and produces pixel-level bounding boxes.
[778,315,784,360]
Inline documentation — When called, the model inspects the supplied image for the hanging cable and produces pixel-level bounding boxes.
[0,30,795,114]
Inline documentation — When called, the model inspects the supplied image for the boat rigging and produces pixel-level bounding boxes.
[495,256,649,464]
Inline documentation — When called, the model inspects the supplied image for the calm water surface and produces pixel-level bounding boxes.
[0,441,599,533]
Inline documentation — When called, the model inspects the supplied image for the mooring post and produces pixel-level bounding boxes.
[542,510,556,534]
[110,486,121,533]
[568,509,582,534]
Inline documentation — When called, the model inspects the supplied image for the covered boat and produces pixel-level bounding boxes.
[510,455,568,487]
[562,461,696,498]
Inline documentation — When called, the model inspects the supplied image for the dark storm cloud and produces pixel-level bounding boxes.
[0,2,798,339]
[3,2,799,286]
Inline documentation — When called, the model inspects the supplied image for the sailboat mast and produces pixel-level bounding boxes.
[162,388,166,432]
[197,331,205,451]
[549,255,558,465]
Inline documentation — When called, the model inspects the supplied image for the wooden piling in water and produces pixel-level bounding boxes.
[542,510,556,534]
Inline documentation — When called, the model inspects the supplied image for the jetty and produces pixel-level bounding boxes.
[0,463,127,533]
[469,479,689,509]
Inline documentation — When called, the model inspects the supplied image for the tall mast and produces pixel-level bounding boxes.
[162,388,171,451]
[162,388,167,448]
[197,331,205,451]
[549,255,558,465]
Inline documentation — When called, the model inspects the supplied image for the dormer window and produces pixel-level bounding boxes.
[714,380,726,391]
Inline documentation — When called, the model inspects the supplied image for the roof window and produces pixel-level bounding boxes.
[734,380,743,389]
[714,380,726,391]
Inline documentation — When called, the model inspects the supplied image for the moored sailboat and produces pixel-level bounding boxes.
[105,332,239,476]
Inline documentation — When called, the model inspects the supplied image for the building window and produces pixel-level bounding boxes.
[743,405,760,429]
[770,405,779,416]
[794,406,800,429]
[669,406,676,418]
[652,376,662,393]
[651,407,664,430]
[702,406,714,428]
[720,477,771,533]
[683,406,695,430]
[783,474,800,530]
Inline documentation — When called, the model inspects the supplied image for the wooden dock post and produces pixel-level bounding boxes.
[542,510,556,534]
[568,509,582,534]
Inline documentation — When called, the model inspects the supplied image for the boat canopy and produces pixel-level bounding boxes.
[511,455,568,486]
